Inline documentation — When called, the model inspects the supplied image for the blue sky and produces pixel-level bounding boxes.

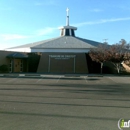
[0,0,130,49]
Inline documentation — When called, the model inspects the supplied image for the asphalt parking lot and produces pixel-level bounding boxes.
[0,74,130,130]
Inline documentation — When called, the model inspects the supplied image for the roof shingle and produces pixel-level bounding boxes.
[8,36,100,49]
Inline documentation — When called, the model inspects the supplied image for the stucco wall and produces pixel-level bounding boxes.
[0,51,11,66]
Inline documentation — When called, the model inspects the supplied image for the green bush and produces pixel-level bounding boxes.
[121,71,130,75]
[0,64,8,73]
[27,53,40,72]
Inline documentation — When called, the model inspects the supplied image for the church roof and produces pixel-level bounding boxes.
[8,36,100,49]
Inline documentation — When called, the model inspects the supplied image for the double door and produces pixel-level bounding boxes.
[9,59,23,72]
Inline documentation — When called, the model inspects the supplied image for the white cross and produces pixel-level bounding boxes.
[66,8,69,16]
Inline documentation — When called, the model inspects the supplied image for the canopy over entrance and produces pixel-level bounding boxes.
[6,52,28,59]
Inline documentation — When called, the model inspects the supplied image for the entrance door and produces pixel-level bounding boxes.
[14,59,23,72]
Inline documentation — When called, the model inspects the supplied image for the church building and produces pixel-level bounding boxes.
[4,8,101,74]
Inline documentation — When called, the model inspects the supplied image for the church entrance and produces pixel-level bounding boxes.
[13,59,23,72]
[7,52,28,73]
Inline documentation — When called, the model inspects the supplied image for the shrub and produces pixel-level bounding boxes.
[0,64,8,73]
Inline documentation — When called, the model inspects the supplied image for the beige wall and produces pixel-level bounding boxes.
[0,51,12,66]
[37,53,88,74]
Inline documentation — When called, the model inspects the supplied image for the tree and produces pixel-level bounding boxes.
[107,39,130,74]
[89,43,109,74]
[89,39,130,74]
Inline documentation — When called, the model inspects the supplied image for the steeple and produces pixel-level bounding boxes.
[66,8,69,26]
[59,8,77,37]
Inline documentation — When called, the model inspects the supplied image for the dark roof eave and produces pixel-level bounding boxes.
[6,56,28,59]
[6,52,28,59]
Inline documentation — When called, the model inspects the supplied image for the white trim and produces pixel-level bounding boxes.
[5,48,90,53]
[5,48,31,52]
[59,26,77,30]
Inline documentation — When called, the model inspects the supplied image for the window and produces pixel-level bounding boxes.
[9,59,12,73]
[20,60,23,72]
[71,29,75,36]
[65,29,70,36]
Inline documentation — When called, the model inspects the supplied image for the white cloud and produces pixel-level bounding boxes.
[1,16,130,42]
[0,34,28,40]
[0,27,58,42]
[73,17,130,27]
[36,27,58,36]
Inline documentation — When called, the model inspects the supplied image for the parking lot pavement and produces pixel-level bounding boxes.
[0,75,130,130]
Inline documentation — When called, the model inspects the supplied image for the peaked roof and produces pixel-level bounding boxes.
[8,36,100,49]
